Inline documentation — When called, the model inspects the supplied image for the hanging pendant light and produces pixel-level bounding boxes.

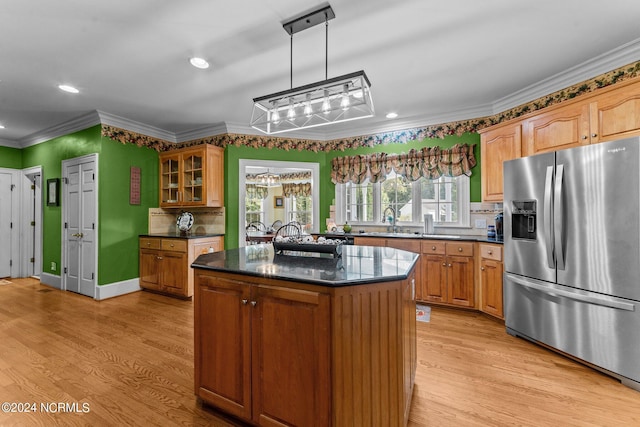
[250,4,374,135]
[255,169,281,188]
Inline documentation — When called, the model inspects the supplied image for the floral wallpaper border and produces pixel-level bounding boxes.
[101,60,640,153]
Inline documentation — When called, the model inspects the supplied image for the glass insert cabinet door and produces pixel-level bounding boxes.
[161,153,181,204]
[181,152,203,203]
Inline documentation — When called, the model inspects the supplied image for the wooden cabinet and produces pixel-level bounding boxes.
[194,269,415,426]
[195,274,330,426]
[522,101,590,156]
[421,240,475,308]
[139,236,224,298]
[159,144,223,208]
[479,243,504,319]
[588,79,640,143]
[354,236,422,299]
[480,122,522,202]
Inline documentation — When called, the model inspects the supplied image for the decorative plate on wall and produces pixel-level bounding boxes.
[177,212,194,232]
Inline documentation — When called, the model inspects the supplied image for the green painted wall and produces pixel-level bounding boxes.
[98,137,158,285]
[21,125,158,285]
[224,145,331,249]
[0,145,23,168]
[223,133,479,249]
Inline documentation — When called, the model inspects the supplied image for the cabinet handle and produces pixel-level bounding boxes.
[157,256,163,260]
[170,243,175,247]
[582,135,588,140]
[458,247,463,252]
[250,301,257,307]
[442,263,446,266]
[146,242,151,246]
[481,267,485,271]
[592,133,598,138]
[448,264,452,267]
[241,299,248,305]
[488,250,493,255]
[431,246,436,250]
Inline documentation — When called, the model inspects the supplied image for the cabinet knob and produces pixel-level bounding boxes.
[448,263,452,267]
[592,133,598,138]
[241,299,248,305]
[170,243,174,247]
[582,135,588,140]
[250,301,257,307]
[432,246,436,250]
[458,247,463,252]
[147,242,151,246]
[481,267,485,271]
[157,256,163,260]
[442,263,446,266]
[488,250,493,255]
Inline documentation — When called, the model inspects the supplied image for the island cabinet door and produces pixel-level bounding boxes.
[251,285,331,427]
[195,276,252,421]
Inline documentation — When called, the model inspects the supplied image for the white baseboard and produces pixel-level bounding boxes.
[95,278,141,300]
[40,272,62,290]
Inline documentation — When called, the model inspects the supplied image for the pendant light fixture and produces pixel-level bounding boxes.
[255,169,281,188]
[250,4,374,135]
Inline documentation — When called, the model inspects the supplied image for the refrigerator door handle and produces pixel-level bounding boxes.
[505,273,636,311]
[544,166,555,269]
[554,164,565,270]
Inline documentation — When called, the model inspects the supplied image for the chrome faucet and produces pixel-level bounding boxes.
[382,206,397,233]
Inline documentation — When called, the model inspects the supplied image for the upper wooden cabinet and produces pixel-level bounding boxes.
[480,77,640,202]
[480,122,522,202]
[522,101,590,156]
[159,144,224,208]
[589,79,640,144]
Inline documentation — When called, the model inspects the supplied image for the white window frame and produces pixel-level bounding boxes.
[336,175,470,228]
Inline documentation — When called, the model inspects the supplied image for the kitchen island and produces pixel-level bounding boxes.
[191,244,419,427]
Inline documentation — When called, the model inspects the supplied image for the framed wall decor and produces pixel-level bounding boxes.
[274,196,284,208]
[47,178,60,206]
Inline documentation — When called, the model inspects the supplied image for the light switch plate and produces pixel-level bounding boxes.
[475,219,487,229]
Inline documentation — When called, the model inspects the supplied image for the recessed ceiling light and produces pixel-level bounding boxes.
[189,57,210,69]
[386,112,398,119]
[58,84,79,94]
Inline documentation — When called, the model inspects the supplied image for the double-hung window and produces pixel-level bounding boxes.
[336,172,469,228]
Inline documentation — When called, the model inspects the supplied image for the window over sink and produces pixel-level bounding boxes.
[335,172,469,228]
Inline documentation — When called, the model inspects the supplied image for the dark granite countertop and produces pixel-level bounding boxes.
[191,244,419,287]
[140,233,224,239]
[321,231,503,244]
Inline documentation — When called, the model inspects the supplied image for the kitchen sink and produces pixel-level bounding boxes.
[359,231,461,239]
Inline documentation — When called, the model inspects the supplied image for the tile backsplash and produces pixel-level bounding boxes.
[148,207,225,235]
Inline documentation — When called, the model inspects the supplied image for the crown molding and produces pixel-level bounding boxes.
[493,37,640,113]
[18,111,101,148]
[0,137,21,149]
[96,111,177,143]
[175,122,228,143]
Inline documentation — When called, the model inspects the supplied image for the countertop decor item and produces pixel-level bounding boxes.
[176,212,194,233]
[250,4,373,135]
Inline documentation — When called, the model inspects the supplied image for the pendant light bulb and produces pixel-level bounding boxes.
[340,84,350,110]
[304,93,313,117]
[287,98,296,121]
[321,89,331,114]
[271,101,280,124]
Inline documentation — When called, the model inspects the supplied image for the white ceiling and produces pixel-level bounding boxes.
[2,0,640,147]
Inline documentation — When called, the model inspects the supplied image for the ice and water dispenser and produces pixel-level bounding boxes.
[511,200,537,240]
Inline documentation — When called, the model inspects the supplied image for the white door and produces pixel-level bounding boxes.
[63,155,97,298]
[0,171,13,277]
[22,170,42,278]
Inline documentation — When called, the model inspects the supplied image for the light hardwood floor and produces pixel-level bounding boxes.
[1,278,638,426]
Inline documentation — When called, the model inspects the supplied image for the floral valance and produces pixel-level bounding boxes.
[330,143,476,184]
[246,184,269,200]
[282,182,311,198]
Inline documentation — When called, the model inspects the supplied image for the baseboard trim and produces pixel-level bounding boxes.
[40,272,62,290]
[95,278,141,300]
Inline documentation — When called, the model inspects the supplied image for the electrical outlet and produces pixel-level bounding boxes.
[50,261,57,271]
[475,219,487,229]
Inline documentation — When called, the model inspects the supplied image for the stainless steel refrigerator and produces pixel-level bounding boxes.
[504,136,640,391]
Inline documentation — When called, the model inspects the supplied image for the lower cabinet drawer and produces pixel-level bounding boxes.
[161,239,187,252]
[140,238,161,250]
[480,244,502,261]
[445,242,474,257]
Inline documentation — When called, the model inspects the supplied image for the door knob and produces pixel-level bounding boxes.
[72,233,84,238]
